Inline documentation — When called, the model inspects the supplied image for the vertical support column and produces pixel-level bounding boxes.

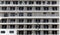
[49,24,50,29]
[3,0,5,4]
[59,22,60,35]
[32,30,34,35]
[24,12,25,17]
[32,24,34,29]
[15,24,17,29]
[15,6,17,11]
[15,30,17,35]
[41,30,43,35]
[0,24,1,29]
[49,30,52,35]
[23,30,25,35]
[24,19,26,23]
[41,24,43,30]
[32,24,34,35]
[7,6,9,10]
[34,1,36,5]
[24,24,26,30]
[49,19,51,23]
[24,30,26,35]
[7,24,9,29]
[9,13,10,17]
[11,0,13,5]
[24,6,26,11]
[15,18,17,23]
[59,0,60,35]
[32,18,34,23]
[7,18,8,23]
[7,24,8,29]
[24,24,26,35]
[41,19,43,23]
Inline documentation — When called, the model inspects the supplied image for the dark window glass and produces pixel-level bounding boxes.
[27,13,32,16]
[19,13,24,16]
[36,1,41,4]
[4,13,8,17]
[29,1,34,4]
[10,7,15,10]
[1,19,7,23]
[35,7,41,10]
[27,19,32,23]
[43,25,49,28]
[18,31,24,34]
[47,1,50,4]
[27,25,32,28]
[52,7,57,10]
[19,7,24,10]
[1,31,5,33]
[5,1,10,4]
[43,31,49,34]
[52,19,57,23]
[18,25,24,28]
[27,7,32,10]
[18,19,24,23]
[13,1,18,4]
[43,7,49,10]
[9,31,14,33]
[27,31,32,34]
[10,19,15,22]
[52,25,57,28]
[43,19,49,23]
[2,25,7,29]
[10,25,15,29]
[42,1,45,4]
[43,12,47,15]
[52,1,57,4]
[35,31,40,34]
[19,1,22,4]
[51,12,55,15]
[52,31,57,34]
[10,13,16,16]
[35,25,40,28]
[24,1,27,4]
[1,1,4,4]
[35,19,41,23]
[2,7,7,10]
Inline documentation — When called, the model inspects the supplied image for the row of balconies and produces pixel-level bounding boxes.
[0,30,58,35]
[0,6,58,11]
[0,24,59,29]
[17,34,58,35]
[0,18,58,23]
[17,30,58,35]
[0,12,58,17]
[0,0,58,5]
[0,29,58,35]
[0,10,59,13]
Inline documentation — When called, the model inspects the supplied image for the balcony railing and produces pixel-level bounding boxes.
[17,34,58,35]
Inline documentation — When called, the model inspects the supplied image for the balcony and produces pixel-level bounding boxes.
[0,10,59,12]
[17,34,58,35]
[0,16,59,19]
[0,18,59,24]
[0,4,59,6]
[17,34,32,35]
